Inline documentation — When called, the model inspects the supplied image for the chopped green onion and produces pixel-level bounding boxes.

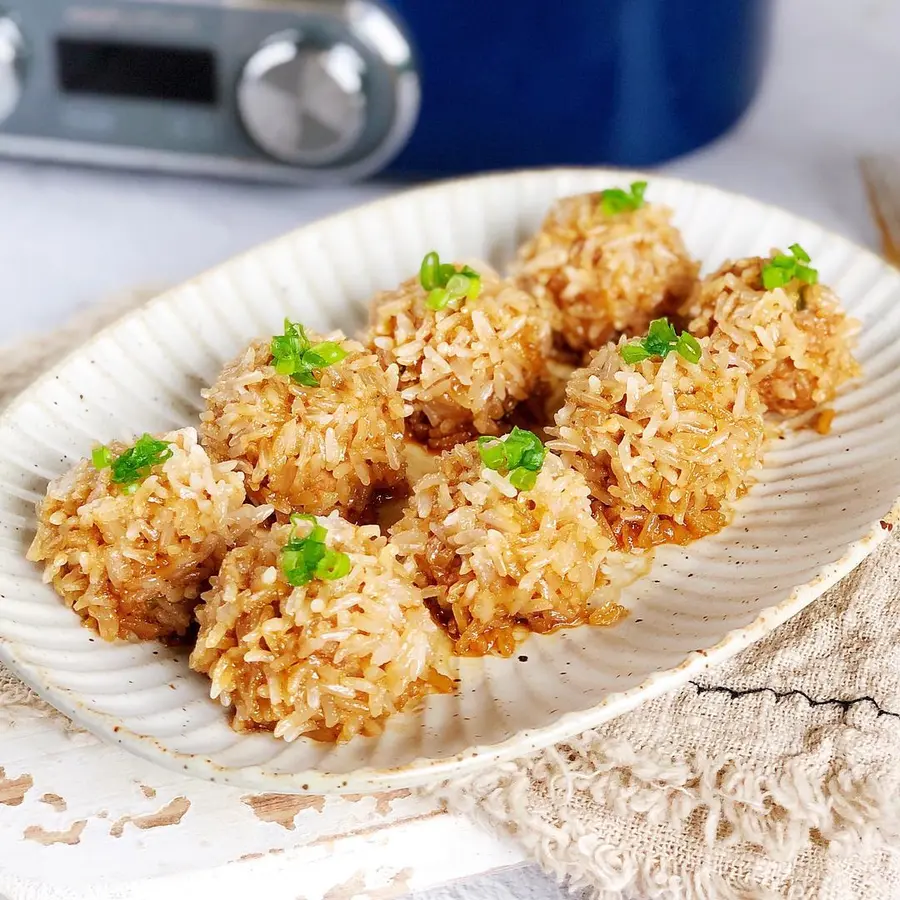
[476,436,507,470]
[788,242,810,262]
[508,468,538,491]
[600,180,648,216]
[761,244,818,291]
[92,446,113,471]
[519,445,545,471]
[477,427,546,492]
[104,434,173,490]
[462,267,482,300]
[270,320,348,387]
[600,190,629,216]
[499,427,544,470]
[675,331,702,364]
[620,344,652,365]
[643,317,678,357]
[282,516,351,587]
[426,288,450,311]
[761,266,791,290]
[445,273,471,302]
[291,369,321,388]
[418,251,482,310]
[419,251,439,291]
[438,263,458,284]
[281,548,307,579]
[303,341,347,367]
[620,317,703,366]
[289,513,325,542]
[271,320,311,374]
[317,549,352,581]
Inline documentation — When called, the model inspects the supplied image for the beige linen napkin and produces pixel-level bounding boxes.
[2,294,900,900]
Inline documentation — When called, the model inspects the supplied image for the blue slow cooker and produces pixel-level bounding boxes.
[386,0,772,175]
[0,0,772,183]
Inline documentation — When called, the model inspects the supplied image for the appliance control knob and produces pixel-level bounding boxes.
[0,16,24,126]
[238,37,367,167]
[237,4,419,180]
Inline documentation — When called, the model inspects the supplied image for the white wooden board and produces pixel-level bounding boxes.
[0,710,524,900]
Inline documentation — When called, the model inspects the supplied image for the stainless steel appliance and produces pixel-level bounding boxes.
[0,1,771,183]
[0,0,419,183]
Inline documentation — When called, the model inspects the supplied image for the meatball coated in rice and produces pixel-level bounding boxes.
[390,442,628,657]
[27,428,268,642]
[365,263,553,450]
[190,514,452,742]
[513,192,699,355]
[200,331,406,519]
[680,255,861,421]
[549,341,766,551]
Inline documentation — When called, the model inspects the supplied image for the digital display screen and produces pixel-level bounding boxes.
[57,38,218,105]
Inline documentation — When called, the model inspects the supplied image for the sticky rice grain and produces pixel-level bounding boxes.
[190,514,453,742]
[200,333,407,519]
[550,341,766,550]
[27,427,268,642]
[390,442,633,656]
[513,193,699,354]
[680,255,861,421]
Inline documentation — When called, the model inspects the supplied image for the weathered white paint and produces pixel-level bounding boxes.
[0,711,524,900]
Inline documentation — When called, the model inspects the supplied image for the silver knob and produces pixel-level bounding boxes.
[236,3,420,180]
[238,36,368,168]
[0,16,24,126]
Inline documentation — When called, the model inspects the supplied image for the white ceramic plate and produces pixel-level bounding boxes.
[2,169,899,794]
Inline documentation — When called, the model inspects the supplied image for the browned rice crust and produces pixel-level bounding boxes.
[190,514,453,742]
[390,441,631,657]
[200,331,407,520]
[27,427,268,642]
[365,263,553,450]
[549,339,766,551]
[680,255,861,421]
[513,193,699,355]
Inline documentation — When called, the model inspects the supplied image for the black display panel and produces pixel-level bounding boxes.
[57,38,218,105]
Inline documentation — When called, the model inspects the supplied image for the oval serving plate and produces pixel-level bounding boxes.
[1,169,899,794]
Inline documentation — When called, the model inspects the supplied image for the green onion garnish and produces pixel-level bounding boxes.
[477,427,546,492]
[281,514,352,587]
[674,331,702,364]
[270,320,348,387]
[600,181,648,216]
[620,317,702,366]
[419,251,482,311]
[761,244,819,291]
[92,434,173,492]
[508,467,538,491]
[419,252,439,290]
[92,446,113,471]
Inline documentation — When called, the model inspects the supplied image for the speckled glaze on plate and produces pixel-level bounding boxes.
[1,169,898,794]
